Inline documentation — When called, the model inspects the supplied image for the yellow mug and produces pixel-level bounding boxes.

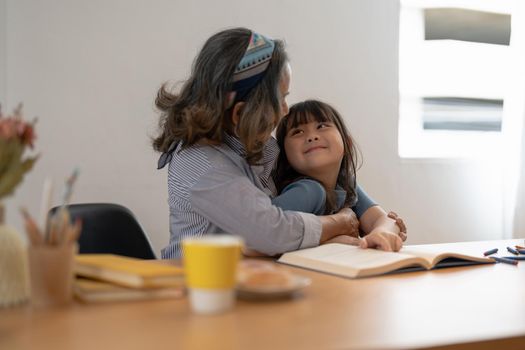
[182,235,242,314]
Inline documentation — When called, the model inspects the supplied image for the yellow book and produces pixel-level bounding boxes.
[278,241,496,279]
[74,278,184,303]
[75,254,184,288]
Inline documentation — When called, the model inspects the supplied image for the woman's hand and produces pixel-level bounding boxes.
[332,207,360,238]
[322,234,361,246]
[341,207,360,238]
[319,207,360,244]
[387,211,407,242]
[359,228,403,252]
[242,247,270,257]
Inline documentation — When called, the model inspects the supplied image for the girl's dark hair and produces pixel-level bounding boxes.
[153,27,288,164]
[273,100,362,214]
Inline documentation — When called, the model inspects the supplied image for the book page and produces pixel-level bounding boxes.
[312,245,418,269]
[279,240,506,278]
[278,244,428,278]
[401,242,493,267]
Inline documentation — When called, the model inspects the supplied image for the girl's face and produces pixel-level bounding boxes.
[283,118,345,179]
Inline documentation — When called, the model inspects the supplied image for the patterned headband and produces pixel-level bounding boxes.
[229,32,275,105]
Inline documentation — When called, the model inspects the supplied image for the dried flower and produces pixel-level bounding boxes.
[0,104,39,200]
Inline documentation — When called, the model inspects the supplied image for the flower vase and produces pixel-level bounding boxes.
[0,202,30,307]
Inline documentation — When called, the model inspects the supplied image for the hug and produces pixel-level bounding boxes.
[154,28,407,259]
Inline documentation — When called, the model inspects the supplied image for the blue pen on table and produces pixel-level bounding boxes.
[503,256,525,260]
[490,256,519,266]
[483,248,498,256]
[507,246,519,255]
[518,249,525,255]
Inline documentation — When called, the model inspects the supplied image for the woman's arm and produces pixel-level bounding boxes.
[191,168,360,256]
[319,208,359,243]
[243,207,360,257]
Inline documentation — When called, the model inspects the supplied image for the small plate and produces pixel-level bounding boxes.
[236,274,311,300]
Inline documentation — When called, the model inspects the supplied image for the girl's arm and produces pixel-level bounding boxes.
[358,206,405,252]
[271,178,360,237]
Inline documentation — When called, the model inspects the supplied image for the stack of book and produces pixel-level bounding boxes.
[74,254,185,303]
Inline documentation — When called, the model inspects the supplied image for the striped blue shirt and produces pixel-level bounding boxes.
[161,133,322,259]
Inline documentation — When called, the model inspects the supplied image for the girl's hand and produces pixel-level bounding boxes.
[359,229,403,252]
[387,211,407,242]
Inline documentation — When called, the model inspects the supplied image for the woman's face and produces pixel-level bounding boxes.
[279,63,292,119]
[283,118,344,179]
[230,63,292,142]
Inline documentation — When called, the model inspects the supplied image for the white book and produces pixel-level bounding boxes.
[278,242,496,279]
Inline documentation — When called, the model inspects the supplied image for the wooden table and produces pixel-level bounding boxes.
[2,239,525,350]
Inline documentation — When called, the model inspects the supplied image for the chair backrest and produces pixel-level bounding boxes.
[49,203,156,259]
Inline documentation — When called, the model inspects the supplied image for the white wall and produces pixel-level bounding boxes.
[3,0,503,255]
[0,0,6,103]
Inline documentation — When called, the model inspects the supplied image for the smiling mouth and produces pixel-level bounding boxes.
[304,146,326,154]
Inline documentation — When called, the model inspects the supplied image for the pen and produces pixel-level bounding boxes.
[483,248,498,256]
[518,249,525,255]
[490,256,518,265]
[502,256,525,261]
[507,246,519,255]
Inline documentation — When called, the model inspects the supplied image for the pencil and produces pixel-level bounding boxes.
[48,215,60,245]
[20,207,43,245]
[62,168,80,206]
[483,248,498,256]
[39,178,53,237]
[52,168,80,240]
[66,218,82,244]
[491,256,519,265]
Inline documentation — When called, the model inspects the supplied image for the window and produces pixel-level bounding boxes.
[398,0,517,158]
[422,97,502,132]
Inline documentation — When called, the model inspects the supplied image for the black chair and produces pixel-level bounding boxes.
[49,203,156,259]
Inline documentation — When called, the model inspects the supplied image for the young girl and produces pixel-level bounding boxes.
[154,28,401,258]
[273,100,407,250]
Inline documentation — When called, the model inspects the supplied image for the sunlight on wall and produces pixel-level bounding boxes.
[398,0,521,160]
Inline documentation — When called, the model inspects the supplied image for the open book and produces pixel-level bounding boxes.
[278,242,495,278]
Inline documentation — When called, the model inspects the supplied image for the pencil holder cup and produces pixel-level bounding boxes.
[28,243,78,307]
